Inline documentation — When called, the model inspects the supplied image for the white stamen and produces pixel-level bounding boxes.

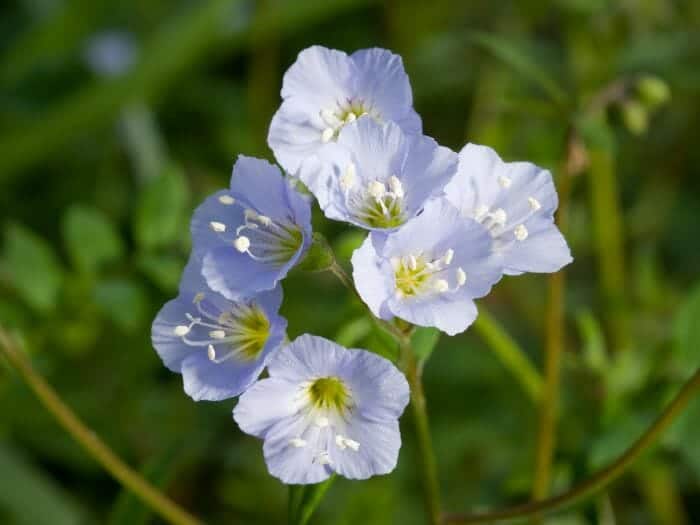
[257,215,272,226]
[368,180,385,199]
[218,194,235,205]
[408,255,418,271]
[491,208,507,225]
[345,111,357,123]
[234,236,251,252]
[456,267,467,286]
[443,249,454,265]
[209,330,226,339]
[498,175,512,188]
[209,221,226,233]
[528,196,541,211]
[207,345,216,361]
[434,279,449,293]
[474,205,489,221]
[389,175,404,198]
[193,292,205,303]
[317,451,332,465]
[336,435,360,451]
[173,325,190,336]
[335,434,347,450]
[514,224,529,241]
[340,163,356,190]
[315,416,330,428]
[289,438,307,448]
[344,438,360,451]
[321,127,334,143]
[244,209,258,221]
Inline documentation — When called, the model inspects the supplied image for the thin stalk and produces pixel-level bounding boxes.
[443,368,700,523]
[0,327,202,525]
[472,309,543,403]
[531,131,576,500]
[327,263,442,524]
[401,340,442,525]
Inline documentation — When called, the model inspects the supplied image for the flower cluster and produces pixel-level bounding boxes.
[151,45,571,486]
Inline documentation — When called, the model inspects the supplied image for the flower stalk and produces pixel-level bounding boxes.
[0,326,202,525]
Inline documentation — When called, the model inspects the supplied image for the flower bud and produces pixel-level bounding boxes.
[637,75,671,109]
[622,101,648,136]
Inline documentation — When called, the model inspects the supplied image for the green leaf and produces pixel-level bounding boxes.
[672,282,700,376]
[289,475,336,525]
[0,443,85,525]
[134,164,188,251]
[466,31,568,106]
[411,327,441,363]
[93,278,149,333]
[62,205,124,274]
[335,317,372,347]
[2,223,63,313]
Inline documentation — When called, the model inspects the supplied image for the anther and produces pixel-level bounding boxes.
[218,194,235,205]
[321,128,335,143]
[434,279,449,293]
[474,205,489,221]
[257,215,272,227]
[340,163,356,191]
[244,209,258,221]
[335,434,347,450]
[209,330,226,339]
[207,344,216,361]
[368,180,385,199]
[456,267,467,286]
[528,197,541,211]
[491,208,507,225]
[289,438,307,448]
[209,221,226,233]
[345,112,357,123]
[389,175,404,198]
[344,438,360,451]
[514,224,529,241]
[173,325,190,336]
[234,236,251,253]
[498,176,512,189]
[443,249,454,265]
[408,255,418,271]
[193,292,205,303]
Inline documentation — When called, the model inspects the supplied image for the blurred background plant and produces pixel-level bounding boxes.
[0,0,699,524]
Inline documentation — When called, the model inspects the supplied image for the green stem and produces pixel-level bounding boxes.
[531,130,576,501]
[327,261,442,524]
[401,340,442,525]
[0,327,202,525]
[443,368,700,523]
[472,309,543,403]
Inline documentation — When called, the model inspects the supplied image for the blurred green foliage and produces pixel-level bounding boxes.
[0,0,699,524]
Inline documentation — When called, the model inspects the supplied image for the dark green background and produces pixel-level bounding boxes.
[1,0,699,523]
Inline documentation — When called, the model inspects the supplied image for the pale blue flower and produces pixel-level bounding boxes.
[268,45,422,175]
[191,155,312,301]
[233,334,410,484]
[151,256,287,401]
[352,199,502,335]
[445,144,572,275]
[298,117,457,231]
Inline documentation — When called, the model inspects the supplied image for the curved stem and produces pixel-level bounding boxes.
[0,327,202,525]
[401,340,442,525]
[443,368,700,523]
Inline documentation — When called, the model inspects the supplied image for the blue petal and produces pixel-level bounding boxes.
[151,297,196,372]
[329,418,401,480]
[234,377,299,438]
[181,352,267,402]
[501,215,573,275]
[351,235,394,320]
